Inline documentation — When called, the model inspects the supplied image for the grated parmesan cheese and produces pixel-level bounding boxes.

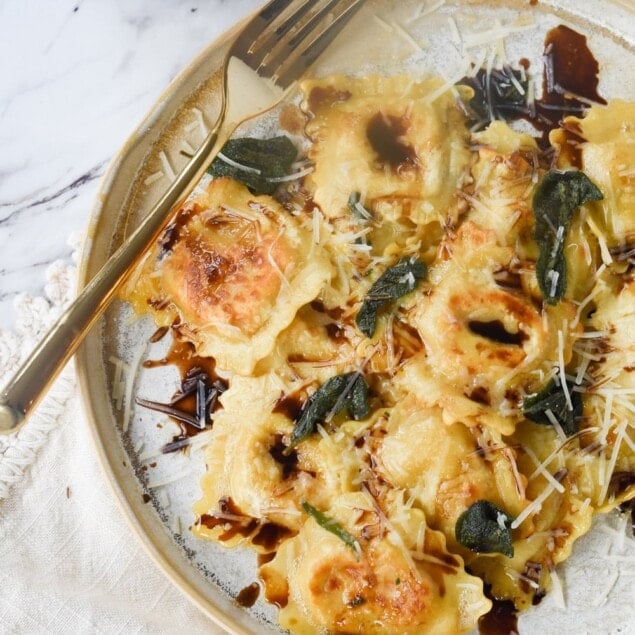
[599,418,628,505]
[267,165,314,183]
[312,208,320,244]
[217,152,262,174]
[192,107,208,137]
[549,568,567,609]
[511,483,557,529]
[147,468,194,489]
[462,20,536,49]
[389,20,427,52]
[411,0,446,21]
[524,444,566,493]
[447,16,462,49]
[557,326,574,412]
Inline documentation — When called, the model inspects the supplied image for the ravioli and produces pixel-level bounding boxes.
[124,177,332,374]
[192,372,358,547]
[260,493,490,635]
[555,100,635,250]
[413,222,579,434]
[374,390,527,544]
[303,75,472,226]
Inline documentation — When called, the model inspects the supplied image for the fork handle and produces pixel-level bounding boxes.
[0,119,229,433]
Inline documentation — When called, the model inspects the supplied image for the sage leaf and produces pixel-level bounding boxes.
[286,373,370,452]
[523,377,582,437]
[348,374,370,420]
[532,170,603,304]
[302,501,360,554]
[455,500,514,557]
[207,136,297,195]
[356,257,426,338]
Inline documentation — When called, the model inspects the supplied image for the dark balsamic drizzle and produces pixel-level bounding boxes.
[459,24,606,154]
[307,85,352,112]
[136,335,227,452]
[252,523,294,551]
[468,320,528,346]
[158,204,198,256]
[148,325,170,343]
[612,472,635,537]
[258,552,276,566]
[269,435,299,479]
[236,582,260,608]
[273,393,305,421]
[135,396,200,428]
[532,24,606,149]
[478,599,519,635]
[199,497,295,552]
[366,112,418,170]
[556,119,587,169]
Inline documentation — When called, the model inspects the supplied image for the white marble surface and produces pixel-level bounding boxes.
[0,0,263,330]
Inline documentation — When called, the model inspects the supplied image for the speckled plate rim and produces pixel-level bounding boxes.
[74,2,635,634]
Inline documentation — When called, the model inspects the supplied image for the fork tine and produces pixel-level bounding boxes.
[269,0,316,45]
[231,0,294,55]
[232,0,312,69]
[260,0,365,88]
[249,0,334,67]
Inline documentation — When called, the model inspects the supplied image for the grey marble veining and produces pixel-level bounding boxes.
[0,0,262,329]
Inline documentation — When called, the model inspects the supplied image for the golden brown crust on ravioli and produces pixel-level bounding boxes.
[124,177,333,374]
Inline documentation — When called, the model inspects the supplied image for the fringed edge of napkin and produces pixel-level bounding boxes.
[0,233,81,499]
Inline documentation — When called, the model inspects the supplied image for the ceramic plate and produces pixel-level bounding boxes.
[76,1,635,633]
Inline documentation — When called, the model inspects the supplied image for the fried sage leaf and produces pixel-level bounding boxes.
[523,377,583,437]
[532,169,603,304]
[302,501,360,554]
[347,373,370,421]
[455,500,514,557]
[356,257,426,338]
[207,136,297,195]
[286,373,370,452]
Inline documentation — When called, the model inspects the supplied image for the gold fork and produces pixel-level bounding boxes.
[0,0,365,432]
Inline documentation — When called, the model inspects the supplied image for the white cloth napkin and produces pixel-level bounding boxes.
[0,241,222,634]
